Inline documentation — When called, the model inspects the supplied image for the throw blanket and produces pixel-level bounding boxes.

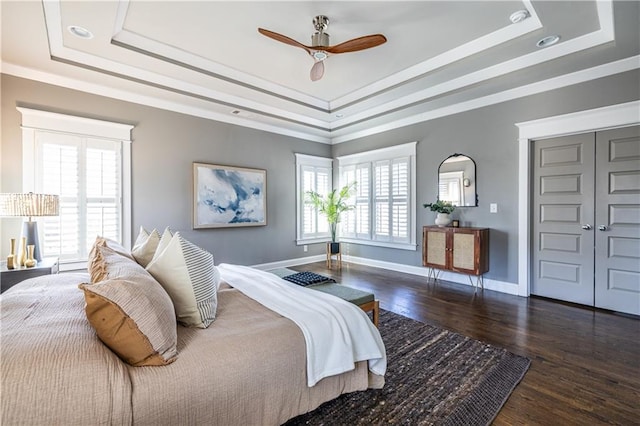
[218,264,386,386]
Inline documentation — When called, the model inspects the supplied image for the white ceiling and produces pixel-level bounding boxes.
[1,1,639,144]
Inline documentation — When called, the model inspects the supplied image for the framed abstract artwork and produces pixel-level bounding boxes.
[193,162,267,229]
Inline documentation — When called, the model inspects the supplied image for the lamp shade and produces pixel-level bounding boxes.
[0,193,59,218]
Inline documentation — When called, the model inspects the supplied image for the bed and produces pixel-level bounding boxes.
[1,234,386,425]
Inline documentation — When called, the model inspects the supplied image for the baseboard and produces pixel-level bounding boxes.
[252,254,520,296]
[342,255,521,296]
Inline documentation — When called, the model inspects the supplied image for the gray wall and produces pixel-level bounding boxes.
[0,74,331,264]
[2,70,639,282]
[331,70,640,285]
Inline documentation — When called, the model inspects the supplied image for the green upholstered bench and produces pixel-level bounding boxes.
[268,268,380,327]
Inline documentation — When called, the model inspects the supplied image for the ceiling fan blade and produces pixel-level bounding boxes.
[310,60,325,81]
[258,28,312,54]
[325,34,387,54]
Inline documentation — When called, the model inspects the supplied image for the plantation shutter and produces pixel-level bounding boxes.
[297,154,332,243]
[374,160,391,239]
[391,158,409,242]
[372,157,409,243]
[341,167,357,237]
[36,131,122,262]
[439,171,464,205]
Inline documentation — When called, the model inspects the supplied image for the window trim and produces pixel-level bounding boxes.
[295,153,333,245]
[337,142,417,251]
[18,107,133,269]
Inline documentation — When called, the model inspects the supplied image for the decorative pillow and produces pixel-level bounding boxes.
[88,236,134,269]
[150,227,174,264]
[146,232,219,328]
[89,245,152,284]
[79,275,178,367]
[131,226,161,267]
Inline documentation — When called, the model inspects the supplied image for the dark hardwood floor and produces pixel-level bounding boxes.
[293,261,640,425]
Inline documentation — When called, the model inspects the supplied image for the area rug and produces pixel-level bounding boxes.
[285,310,530,426]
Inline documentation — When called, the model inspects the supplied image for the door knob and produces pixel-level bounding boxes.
[581,224,592,230]
[598,225,608,231]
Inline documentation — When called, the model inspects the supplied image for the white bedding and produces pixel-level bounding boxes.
[218,264,387,386]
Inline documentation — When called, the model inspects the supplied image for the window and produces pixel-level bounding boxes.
[19,108,132,270]
[338,142,417,250]
[439,171,464,205]
[296,154,333,244]
[342,164,370,239]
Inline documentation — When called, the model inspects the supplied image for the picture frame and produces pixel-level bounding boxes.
[193,162,267,229]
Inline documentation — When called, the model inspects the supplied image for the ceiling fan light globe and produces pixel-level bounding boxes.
[312,51,328,61]
[310,61,325,81]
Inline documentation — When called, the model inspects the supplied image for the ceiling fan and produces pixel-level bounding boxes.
[258,15,387,81]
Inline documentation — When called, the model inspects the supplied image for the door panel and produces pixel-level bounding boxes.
[594,126,640,315]
[424,229,447,268]
[532,134,595,304]
[452,233,475,271]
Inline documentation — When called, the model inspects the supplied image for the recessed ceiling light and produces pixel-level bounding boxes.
[536,35,560,48]
[509,10,530,24]
[335,113,344,118]
[67,25,93,39]
[231,109,253,118]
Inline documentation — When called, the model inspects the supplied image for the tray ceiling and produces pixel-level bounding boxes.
[1,1,638,144]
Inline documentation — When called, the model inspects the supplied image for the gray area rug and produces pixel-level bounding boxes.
[285,310,530,426]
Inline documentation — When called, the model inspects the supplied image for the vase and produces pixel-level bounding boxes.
[7,238,16,270]
[435,213,452,227]
[25,245,37,268]
[18,237,27,267]
[329,242,340,254]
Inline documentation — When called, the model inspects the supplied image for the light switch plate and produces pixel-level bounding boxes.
[490,203,498,213]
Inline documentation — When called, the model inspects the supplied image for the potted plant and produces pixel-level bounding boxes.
[306,182,356,253]
[423,200,456,227]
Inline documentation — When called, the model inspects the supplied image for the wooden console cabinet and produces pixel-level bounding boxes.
[422,226,489,282]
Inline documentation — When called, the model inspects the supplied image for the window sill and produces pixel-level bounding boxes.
[339,238,417,251]
[59,260,88,272]
[296,237,331,246]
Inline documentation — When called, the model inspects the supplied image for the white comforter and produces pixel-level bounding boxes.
[218,264,386,386]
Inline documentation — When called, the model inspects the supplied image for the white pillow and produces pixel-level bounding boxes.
[150,227,174,263]
[131,226,161,267]
[146,232,219,328]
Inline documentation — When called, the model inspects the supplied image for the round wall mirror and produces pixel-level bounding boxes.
[438,153,477,207]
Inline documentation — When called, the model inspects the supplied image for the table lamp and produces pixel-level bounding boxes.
[0,193,60,263]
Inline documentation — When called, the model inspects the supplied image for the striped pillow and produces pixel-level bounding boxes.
[146,232,219,328]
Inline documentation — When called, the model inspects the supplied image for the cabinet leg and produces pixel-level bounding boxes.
[427,268,442,283]
[468,275,484,292]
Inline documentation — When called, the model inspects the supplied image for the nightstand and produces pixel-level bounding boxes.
[0,257,59,293]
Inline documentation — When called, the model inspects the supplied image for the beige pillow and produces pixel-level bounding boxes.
[146,232,219,328]
[150,227,174,264]
[89,245,151,284]
[88,236,134,276]
[79,275,178,367]
[131,226,161,267]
